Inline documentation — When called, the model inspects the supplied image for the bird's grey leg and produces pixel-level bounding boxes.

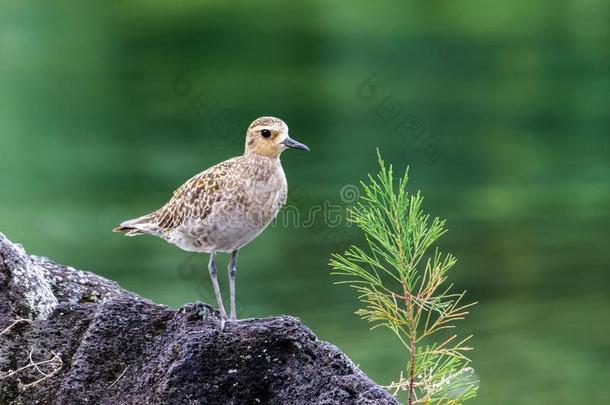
[208,252,227,320]
[228,249,239,320]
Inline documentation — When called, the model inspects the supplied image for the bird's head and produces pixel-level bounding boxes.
[245,116,309,158]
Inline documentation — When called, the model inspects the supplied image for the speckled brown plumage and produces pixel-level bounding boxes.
[151,158,238,235]
[113,116,305,253]
[113,116,308,320]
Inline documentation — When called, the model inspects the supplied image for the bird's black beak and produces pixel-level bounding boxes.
[282,137,310,151]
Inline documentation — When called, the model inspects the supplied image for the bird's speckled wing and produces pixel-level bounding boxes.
[150,157,241,233]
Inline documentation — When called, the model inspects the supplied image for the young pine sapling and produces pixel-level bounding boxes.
[330,153,478,404]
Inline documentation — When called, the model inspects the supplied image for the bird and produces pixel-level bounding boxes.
[113,116,309,323]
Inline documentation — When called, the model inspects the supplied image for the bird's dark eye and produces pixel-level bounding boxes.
[261,129,271,138]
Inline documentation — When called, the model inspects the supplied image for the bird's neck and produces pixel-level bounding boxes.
[240,153,283,179]
[243,152,281,165]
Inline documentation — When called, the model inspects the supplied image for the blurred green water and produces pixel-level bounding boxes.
[1,1,609,403]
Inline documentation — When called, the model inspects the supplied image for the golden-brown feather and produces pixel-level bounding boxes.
[114,116,296,253]
[150,157,239,233]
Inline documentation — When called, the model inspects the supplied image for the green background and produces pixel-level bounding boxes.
[1,1,608,403]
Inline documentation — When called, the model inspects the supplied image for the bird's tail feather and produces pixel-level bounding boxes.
[113,214,156,237]
[112,225,145,236]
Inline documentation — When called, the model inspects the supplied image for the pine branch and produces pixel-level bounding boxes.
[330,151,478,404]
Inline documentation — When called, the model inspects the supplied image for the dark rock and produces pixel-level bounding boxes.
[0,232,398,405]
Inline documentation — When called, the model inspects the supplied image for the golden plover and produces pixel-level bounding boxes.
[113,116,309,321]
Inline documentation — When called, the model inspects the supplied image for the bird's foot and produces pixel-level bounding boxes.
[219,315,228,331]
[229,317,260,324]
[219,316,261,331]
